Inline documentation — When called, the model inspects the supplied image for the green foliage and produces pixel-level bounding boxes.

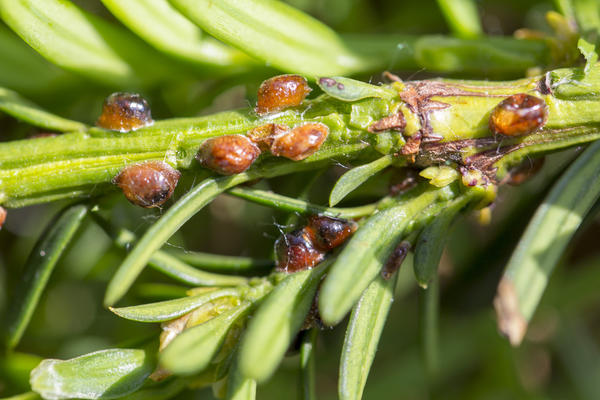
[339,276,397,400]
[5,204,88,349]
[29,349,153,399]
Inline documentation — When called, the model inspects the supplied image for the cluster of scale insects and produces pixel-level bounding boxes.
[0,75,551,274]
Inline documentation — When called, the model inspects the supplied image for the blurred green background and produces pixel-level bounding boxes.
[3,0,600,399]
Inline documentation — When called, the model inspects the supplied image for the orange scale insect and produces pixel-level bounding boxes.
[255,75,312,115]
[196,135,261,175]
[489,93,547,136]
[270,122,329,161]
[97,92,153,132]
[114,161,180,208]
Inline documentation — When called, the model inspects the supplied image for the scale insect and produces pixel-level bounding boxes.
[97,92,153,132]
[255,74,312,115]
[270,123,329,161]
[489,93,548,136]
[196,135,261,175]
[114,162,180,208]
[275,216,357,272]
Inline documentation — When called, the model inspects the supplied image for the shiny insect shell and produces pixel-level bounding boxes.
[275,228,325,273]
[196,135,261,175]
[304,215,358,252]
[255,74,312,115]
[114,161,180,208]
[275,216,357,273]
[96,92,153,132]
[489,93,547,136]
[270,123,329,161]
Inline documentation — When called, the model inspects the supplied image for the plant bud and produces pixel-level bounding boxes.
[97,92,153,132]
[275,229,325,273]
[196,135,261,175]
[115,161,180,208]
[305,215,357,252]
[256,74,311,115]
[270,123,328,161]
[489,93,547,136]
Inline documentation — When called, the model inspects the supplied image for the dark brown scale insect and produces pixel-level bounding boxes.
[506,157,545,186]
[114,161,180,208]
[196,135,261,175]
[0,206,6,230]
[275,228,325,273]
[304,215,358,252]
[255,75,312,115]
[270,123,329,161]
[96,92,153,132]
[489,93,547,136]
[381,241,410,280]
[301,297,325,330]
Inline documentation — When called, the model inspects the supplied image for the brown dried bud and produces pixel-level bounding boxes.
[247,123,290,151]
[196,135,261,175]
[389,168,419,196]
[97,92,153,132]
[368,112,406,133]
[256,75,311,115]
[275,229,325,273]
[114,161,180,208]
[381,241,410,280]
[506,157,545,186]
[0,206,6,230]
[305,215,358,252]
[489,93,547,136]
[270,123,329,161]
[29,132,58,139]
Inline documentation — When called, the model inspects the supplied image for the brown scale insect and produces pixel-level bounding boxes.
[270,123,329,161]
[275,215,357,273]
[96,92,153,132]
[275,229,325,273]
[255,75,312,115]
[489,93,548,136]
[114,161,180,208]
[196,135,261,175]
[381,241,411,280]
[506,157,545,186]
[304,215,358,252]
[0,206,6,230]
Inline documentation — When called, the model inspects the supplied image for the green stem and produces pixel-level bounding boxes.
[227,187,377,218]
[3,65,600,207]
